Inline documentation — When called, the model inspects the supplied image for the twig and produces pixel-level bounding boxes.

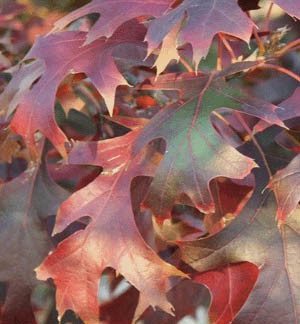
[275,39,300,57]
[264,2,274,31]
[217,35,223,70]
[219,33,237,62]
[257,63,300,82]
[236,113,273,179]
[253,27,265,56]
[179,56,194,73]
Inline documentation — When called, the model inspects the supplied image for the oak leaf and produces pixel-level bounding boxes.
[52,0,255,70]
[192,262,259,324]
[135,261,258,323]
[276,87,300,122]
[36,125,186,323]
[133,65,285,217]
[5,21,147,157]
[0,145,68,323]
[52,0,171,44]
[146,0,254,68]
[180,169,300,323]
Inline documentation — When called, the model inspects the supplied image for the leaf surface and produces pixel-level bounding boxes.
[272,0,300,19]
[268,154,300,222]
[193,262,258,324]
[276,87,300,122]
[139,278,210,323]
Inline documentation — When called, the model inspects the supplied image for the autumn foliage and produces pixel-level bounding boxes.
[0,0,300,323]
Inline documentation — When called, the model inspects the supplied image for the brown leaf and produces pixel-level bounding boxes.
[0,144,68,323]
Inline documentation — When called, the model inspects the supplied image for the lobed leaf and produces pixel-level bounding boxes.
[36,127,186,323]
[52,0,171,44]
[0,145,68,323]
[133,65,286,217]
[180,169,300,323]
[146,0,254,68]
[5,21,147,157]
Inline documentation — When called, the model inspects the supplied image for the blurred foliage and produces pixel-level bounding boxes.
[25,0,90,11]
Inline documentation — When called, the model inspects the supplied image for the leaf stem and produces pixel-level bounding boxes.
[217,35,223,70]
[253,27,265,56]
[275,39,300,57]
[219,33,237,62]
[264,2,274,31]
[236,114,272,179]
[256,63,300,82]
[179,56,194,73]
[192,72,216,127]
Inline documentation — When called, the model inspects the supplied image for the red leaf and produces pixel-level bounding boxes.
[52,0,254,70]
[53,0,171,44]
[180,169,300,322]
[139,278,210,323]
[36,127,186,323]
[205,176,254,234]
[146,0,254,68]
[7,21,147,157]
[133,262,258,323]
[194,262,259,324]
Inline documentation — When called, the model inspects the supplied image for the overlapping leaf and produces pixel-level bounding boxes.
[276,87,300,122]
[180,169,300,323]
[137,261,258,324]
[36,124,186,323]
[146,0,254,68]
[192,262,258,324]
[268,154,300,222]
[53,0,171,44]
[133,64,285,217]
[1,1,300,323]
[53,0,254,69]
[273,0,300,19]
[0,146,68,323]
[138,278,210,323]
[4,20,147,157]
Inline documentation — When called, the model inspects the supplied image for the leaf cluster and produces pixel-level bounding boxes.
[0,1,300,323]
